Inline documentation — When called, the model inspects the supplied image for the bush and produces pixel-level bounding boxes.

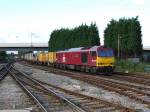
[116,59,148,72]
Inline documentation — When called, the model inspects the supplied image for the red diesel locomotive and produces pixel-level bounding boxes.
[56,46,115,73]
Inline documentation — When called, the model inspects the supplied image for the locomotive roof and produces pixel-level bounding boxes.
[57,46,100,53]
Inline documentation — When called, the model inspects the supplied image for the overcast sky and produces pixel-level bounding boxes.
[0,0,149,47]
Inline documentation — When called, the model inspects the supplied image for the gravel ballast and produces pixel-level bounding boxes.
[15,62,150,112]
[0,75,38,111]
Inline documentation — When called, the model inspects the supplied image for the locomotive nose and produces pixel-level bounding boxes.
[96,57,115,67]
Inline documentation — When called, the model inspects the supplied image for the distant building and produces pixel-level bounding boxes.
[143,47,150,62]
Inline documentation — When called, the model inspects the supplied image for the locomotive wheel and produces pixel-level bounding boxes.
[63,65,66,70]
[90,67,97,74]
[81,67,85,72]
[85,67,89,72]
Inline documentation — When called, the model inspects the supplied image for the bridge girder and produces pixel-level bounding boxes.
[0,47,48,51]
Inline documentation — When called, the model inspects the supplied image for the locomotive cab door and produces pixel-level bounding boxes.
[81,52,88,64]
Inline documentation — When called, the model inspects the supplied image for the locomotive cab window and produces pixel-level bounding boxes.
[98,50,114,57]
[90,51,97,57]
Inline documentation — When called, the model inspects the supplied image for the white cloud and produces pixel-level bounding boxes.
[132,0,148,5]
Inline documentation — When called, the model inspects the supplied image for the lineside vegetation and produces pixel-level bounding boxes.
[48,23,100,51]
[104,16,143,58]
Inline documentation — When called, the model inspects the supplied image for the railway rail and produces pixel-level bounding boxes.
[9,65,134,112]
[21,62,150,107]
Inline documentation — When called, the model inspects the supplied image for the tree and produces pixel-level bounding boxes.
[48,23,100,51]
[0,51,7,60]
[104,17,143,58]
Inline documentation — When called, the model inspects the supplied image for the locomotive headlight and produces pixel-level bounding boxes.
[98,63,103,65]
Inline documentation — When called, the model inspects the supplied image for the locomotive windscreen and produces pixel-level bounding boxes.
[98,49,114,57]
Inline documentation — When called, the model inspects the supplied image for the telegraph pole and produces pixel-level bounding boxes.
[118,35,120,59]
[31,32,32,47]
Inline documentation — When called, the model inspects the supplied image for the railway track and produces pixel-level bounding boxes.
[8,66,83,112]
[0,62,12,81]
[33,78,135,112]
[20,62,150,107]
[110,72,150,86]
[47,69,150,106]
[9,65,134,112]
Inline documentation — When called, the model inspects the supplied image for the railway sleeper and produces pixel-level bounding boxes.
[50,101,65,106]
[94,107,117,112]
[83,104,107,110]
[64,94,79,98]
[82,102,105,106]
[73,100,92,104]
[65,95,88,100]
[67,97,88,102]
[48,104,67,110]
[91,105,113,109]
